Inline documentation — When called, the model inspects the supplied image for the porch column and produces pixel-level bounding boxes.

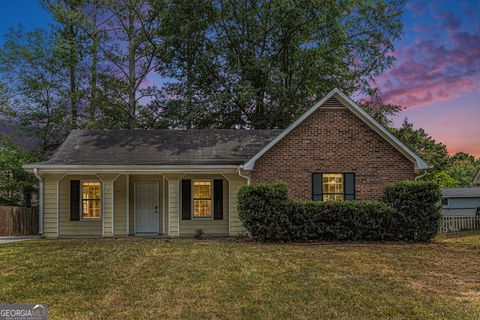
[163,174,184,237]
[98,174,120,237]
[222,173,248,236]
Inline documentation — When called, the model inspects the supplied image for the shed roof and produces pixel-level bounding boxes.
[441,187,480,198]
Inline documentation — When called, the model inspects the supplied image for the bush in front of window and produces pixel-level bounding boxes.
[238,184,396,242]
[291,201,396,241]
[384,181,441,242]
[238,181,441,242]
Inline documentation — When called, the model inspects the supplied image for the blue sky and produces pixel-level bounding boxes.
[1,0,479,157]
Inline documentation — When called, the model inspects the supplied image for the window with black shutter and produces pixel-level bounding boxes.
[312,173,355,201]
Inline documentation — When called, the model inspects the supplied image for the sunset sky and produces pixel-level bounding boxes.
[0,0,479,157]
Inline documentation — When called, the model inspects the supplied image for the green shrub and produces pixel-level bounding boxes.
[237,184,290,241]
[238,181,441,242]
[291,200,396,241]
[384,181,441,241]
[238,184,396,242]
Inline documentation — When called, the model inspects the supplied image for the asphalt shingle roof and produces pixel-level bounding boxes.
[33,129,282,166]
[441,187,480,198]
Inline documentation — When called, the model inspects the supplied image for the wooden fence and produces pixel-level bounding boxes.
[0,206,39,236]
[440,215,480,233]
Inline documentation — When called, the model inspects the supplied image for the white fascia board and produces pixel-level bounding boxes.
[243,88,429,172]
[22,164,240,174]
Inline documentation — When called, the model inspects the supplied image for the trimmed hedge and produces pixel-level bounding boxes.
[384,181,441,241]
[238,181,441,242]
[237,184,291,241]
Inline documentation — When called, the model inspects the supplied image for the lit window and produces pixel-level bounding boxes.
[193,181,212,218]
[322,174,344,201]
[82,182,101,219]
[312,173,355,201]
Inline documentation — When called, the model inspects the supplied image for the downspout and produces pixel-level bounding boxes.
[33,168,44,235]
[415,169,428,181]
[238,166,251,185]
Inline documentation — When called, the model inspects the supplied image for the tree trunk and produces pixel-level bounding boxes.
[88,0,98,126]
[69,24,78,129]
[127,7,136,129]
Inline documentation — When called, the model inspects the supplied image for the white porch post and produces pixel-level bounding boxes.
[56,175,66,238]
[163,174,184,237]
[97,174,119,237]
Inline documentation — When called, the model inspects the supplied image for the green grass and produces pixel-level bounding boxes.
[1,233,480,320]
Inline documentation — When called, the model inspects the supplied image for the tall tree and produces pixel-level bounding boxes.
[0,135,43,206]
[156,0,405,129]
[44,0,88,129]
[391,119,449,176]
[86,0,103,126]
[358,88,402,128]
[0,27,68,153]
[94,0,163,128]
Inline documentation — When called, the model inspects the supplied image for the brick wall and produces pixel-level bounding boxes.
[250,100,416,200]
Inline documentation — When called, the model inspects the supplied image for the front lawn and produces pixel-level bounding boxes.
[1,233,479,319]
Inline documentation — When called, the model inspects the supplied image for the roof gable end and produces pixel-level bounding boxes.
[474,169,480,185]
[243,88,429,171]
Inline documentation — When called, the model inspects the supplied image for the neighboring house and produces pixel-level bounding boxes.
[474,169,480,185]
[440,188,480,217]
[23,89,428,238]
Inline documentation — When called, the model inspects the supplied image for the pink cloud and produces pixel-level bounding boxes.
[378,20,480,109]
[438,120,454,127]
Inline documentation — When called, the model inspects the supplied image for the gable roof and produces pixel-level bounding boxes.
[474,169,480,185]
[243,88,429,171]
[441,187,480,198]
[24,129,281,169]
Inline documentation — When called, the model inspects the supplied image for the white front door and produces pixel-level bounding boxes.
[135,183,158,233]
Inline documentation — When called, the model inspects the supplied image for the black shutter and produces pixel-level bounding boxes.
[181,179,192,220]
[312,173,323,201]
[213,179,223,220]
[344,173,355,200]
[70,180,80,221]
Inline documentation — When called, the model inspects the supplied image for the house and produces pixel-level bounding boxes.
[23,88,428,238]
[440,188,480,217]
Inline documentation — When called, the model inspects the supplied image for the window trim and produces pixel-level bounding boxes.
[441,197,449,206]
[311,172,356,201]
[80,180,102,221]
[191,179,214,220]
[322,173,345,201]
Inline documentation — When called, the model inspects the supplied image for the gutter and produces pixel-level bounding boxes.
[238,166,251,185]
[414,169,428,181]
[22,164,240,174]
[33,168,44,235]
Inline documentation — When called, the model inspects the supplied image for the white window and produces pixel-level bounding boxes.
[192,181,212,218]
[322,173,344,201]
[82,181,101,219]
